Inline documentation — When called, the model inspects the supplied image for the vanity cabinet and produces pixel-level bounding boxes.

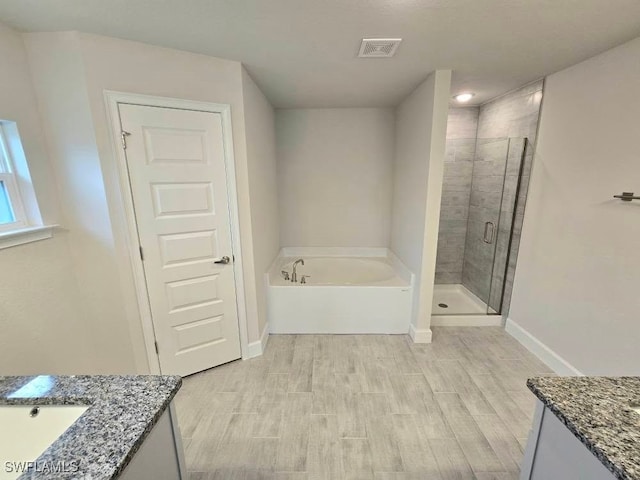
[119,402,187,480]
[520,400,616,480]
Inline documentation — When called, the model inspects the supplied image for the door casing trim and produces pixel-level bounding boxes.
[104,91,250,374]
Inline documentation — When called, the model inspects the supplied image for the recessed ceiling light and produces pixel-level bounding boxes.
[454,93,475,103]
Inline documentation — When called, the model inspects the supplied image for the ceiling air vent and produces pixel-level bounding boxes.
[358,38,402,58]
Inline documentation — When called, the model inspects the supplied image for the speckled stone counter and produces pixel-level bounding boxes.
[527,376,640,480]
[0,375,182,479]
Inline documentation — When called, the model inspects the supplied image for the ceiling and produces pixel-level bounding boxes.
[1,0,639,108]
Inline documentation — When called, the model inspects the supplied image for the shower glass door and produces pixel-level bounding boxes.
[461,137,527,315]
[461,138,510,314]
[487,138,527,314]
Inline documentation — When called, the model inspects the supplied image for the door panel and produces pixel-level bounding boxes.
[159,231,219,265]
[487,138,527,313]
[462,137,510,312]
[151,182,214,216]
[119,103,241,376]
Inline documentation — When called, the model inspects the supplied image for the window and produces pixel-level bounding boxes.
[0,120,52,248]
[0,124,27,233]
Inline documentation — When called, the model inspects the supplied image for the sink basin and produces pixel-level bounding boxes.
[0,404,88,480]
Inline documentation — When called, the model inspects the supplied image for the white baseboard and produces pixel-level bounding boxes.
[409,323,432,343]
[505,318,583,376]
[260,322,270,353]
[431,314,503,327]
[246,323,270,359]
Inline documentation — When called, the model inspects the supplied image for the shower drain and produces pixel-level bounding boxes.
[438,303,449,308]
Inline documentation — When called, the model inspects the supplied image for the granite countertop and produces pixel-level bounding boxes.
[528,376,640,480]
[0,375,182,480]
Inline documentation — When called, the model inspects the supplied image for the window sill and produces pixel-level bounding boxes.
[0,225,58,250]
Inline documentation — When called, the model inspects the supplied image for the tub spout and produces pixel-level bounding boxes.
[291,258,305,282]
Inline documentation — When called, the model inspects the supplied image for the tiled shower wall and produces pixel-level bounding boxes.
[435,108,479,283]
[435,80,543,315]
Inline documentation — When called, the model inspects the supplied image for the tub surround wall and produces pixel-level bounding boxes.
[281,246,388,258]
[390,70,452,341]
[436,108,478,284]
[508,37,640,376]
[276,108,394,247]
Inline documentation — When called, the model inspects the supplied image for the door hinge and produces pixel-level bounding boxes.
[139,246,144,261]
[154,341,159,354]
[121,130,131,150]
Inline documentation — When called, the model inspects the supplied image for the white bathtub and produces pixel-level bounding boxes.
[0,404,88,480]
[266,249,414,334]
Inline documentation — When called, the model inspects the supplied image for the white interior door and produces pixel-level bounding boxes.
[118,103,241,376]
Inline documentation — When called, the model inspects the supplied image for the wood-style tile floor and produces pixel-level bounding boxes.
[174,327,554,480]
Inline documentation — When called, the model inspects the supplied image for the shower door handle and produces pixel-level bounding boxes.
[483,222,495,244]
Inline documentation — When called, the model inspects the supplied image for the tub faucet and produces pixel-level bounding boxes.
[291,258,305,283]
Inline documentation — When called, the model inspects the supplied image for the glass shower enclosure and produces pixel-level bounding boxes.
[433,136,527,320]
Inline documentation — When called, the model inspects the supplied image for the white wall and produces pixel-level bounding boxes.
[390,70,452,341]
[0,23,99,374]
[241,67,279,338]
[509,37,640,375]
[25,32,140,373]
[22,31,272,372]
[277,108,394,247]
[78,33,273,351]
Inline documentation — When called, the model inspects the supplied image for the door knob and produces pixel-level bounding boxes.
[214,256,231,264]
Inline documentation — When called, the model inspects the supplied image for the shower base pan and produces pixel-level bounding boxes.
[431,284,502,327]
